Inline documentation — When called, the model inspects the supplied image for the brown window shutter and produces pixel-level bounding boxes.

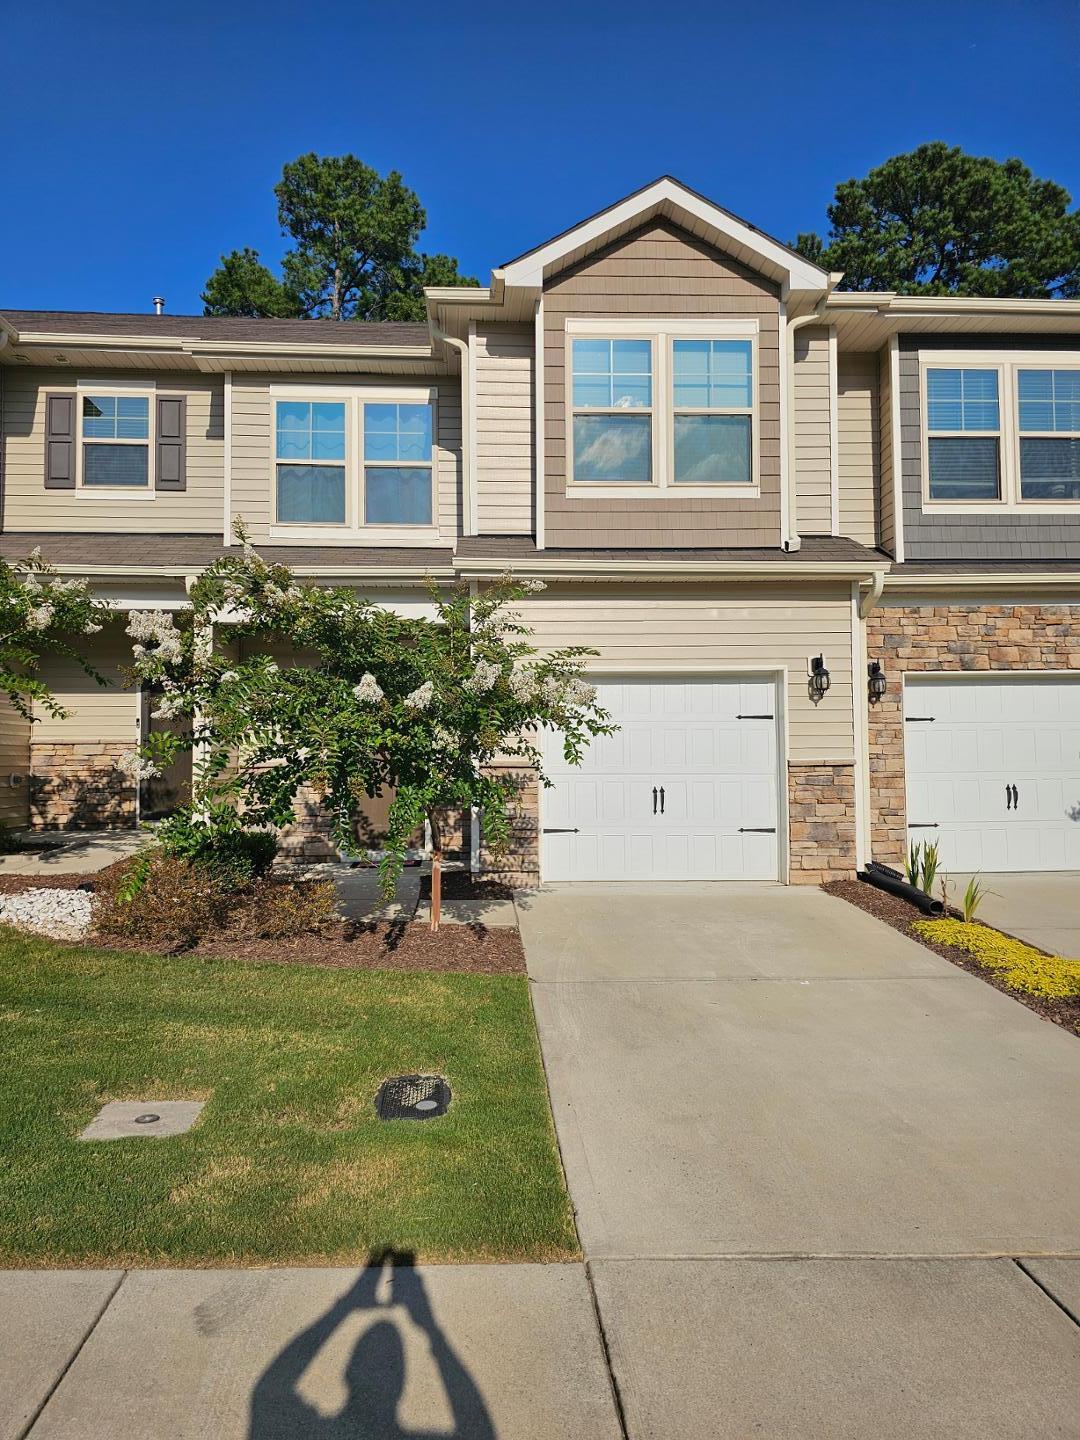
[44,393,76,489]
[155,395,187,491]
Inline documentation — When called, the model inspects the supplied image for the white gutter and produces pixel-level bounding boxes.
[39,562,457,582]
[454,556,891,581]
[783,274,841,552]
[883,570,1080,592]
[429,320,475,536]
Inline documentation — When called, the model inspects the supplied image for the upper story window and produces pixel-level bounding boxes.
[922,354,1080,510]
[364,403,433,524]
[571,339,653,483]
[272,390,437,533]
[82,393,150,486]
[275,401,347,524]
[925,368,1001,501]
[672,340,753,485]
[1018,369,1080,501]
[567,321,759,496]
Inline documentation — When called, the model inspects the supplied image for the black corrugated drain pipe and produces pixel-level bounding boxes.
[859,862,944,917]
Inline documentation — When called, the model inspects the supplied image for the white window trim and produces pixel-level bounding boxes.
[75,380,157,499]
[919,350,1080,514]
[564,318,761,499]
[273,396,350,530]
[268,385,440,543]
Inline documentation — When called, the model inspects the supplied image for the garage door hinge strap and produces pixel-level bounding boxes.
[739,827,776,833]
[905,716,935,723]
[909,822,939,828]
[737,713,774,719]
[542,827,580,834]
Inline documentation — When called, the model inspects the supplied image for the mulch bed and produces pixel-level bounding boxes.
[824,878,1080,1037]
[185,920,526,975]
[420,871,517,903]
[0,862,525,975]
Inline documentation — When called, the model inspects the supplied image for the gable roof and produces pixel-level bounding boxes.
[498,176,830,295]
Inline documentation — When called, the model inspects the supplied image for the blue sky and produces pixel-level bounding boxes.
[3,0,1077,314]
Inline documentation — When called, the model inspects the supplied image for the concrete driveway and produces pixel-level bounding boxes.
[949,871,1080,956]
[520,883,1080,1437]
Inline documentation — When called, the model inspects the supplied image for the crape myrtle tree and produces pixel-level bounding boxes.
[125,538,612,929]
[0,548,111,721]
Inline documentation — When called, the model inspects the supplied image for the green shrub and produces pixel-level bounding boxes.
[223,877,337,941]
[94,852,336,951]
[94,852,230,949]
[155,805,278,891]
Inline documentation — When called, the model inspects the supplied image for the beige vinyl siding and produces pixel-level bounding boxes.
[0,698,30,827]
[32,624,135,743]
[837,352,880,547]
[793,326,832,534]
[878,347,896,555]
[230,375,461,543]
[544,220,782,548]
[516,583,855,761]
[2,368,224,533]
[475,324,534,535]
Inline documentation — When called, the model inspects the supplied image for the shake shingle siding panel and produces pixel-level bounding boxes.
[900,334,1080,561]
[543,220,782,548]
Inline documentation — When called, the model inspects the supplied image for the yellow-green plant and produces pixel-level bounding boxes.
[913,918,1080,1000]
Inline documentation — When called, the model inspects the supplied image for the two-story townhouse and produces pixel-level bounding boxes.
[2,177,1078,884]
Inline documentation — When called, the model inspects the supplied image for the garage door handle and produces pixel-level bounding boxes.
[1006,783,1013,810]
[542,827,579,834]
[739,827,776,833]
[652,786,658,815]
[1012,783,1019,811]
[659,786,665,815]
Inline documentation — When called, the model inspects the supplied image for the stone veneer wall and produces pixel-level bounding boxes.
[787,761,858,885]
[866,602,1080,865]
[29,741,135,830]
[478,764,540,886]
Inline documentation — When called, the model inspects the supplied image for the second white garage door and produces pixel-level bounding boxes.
[905,676,1080,872]
[540,676,779,882]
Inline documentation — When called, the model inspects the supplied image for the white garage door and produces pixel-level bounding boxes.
[905,676,1080,872]
[540,676,779,882]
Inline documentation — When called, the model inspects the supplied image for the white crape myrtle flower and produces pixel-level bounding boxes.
[83,621,102,635]
[219,670,239,683]
[404,680,435,711]
[465,659,500,693]
[150,695,183,720]
[509,664,537,702]
[432,724,457,750]
[520,578,547,594]
[564,677,598,706]
[540,674,565,706]
[116,750,160,781]
[353,673,384,704]
[25,603,55,631]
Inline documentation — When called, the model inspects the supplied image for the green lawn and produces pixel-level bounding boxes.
[0,931,577,1266]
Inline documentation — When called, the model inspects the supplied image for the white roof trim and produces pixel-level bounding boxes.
[499,177,829,293]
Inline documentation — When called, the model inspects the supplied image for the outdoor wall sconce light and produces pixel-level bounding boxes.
[867,660,887,705]
[808,654,831,703]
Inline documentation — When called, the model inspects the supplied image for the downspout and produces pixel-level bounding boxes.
[854,566,887,871]
[783,274,841,552]
[429,319,474,536]
[858,567,886,619]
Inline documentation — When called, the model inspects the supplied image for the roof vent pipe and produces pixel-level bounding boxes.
[152,297,165,315]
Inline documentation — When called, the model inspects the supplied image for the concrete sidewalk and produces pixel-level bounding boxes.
[1,1263,621,1440]
[521,883,1080,1437]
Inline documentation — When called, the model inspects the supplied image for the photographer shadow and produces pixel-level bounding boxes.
[249,1250,496,1439]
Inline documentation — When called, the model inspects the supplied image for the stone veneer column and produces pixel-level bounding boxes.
[866,602,1080,867]
[29,741,135,830]
[477,764,539,886]
[786,761,858,884]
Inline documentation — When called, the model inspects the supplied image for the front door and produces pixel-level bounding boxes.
[137,686,193,821]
